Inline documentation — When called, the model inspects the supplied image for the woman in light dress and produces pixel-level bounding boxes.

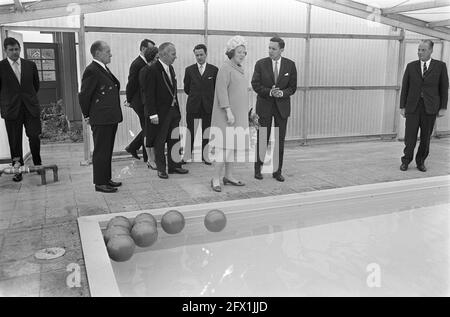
[209,36,250,192]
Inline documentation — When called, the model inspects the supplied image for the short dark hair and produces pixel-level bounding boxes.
[270,37,285,49]
[421,39,434,50]
[90,40,106,57]
[144,46,159,63]
[3,37,20,50]
[140,39,155,51]
[225,49,235,59]
[193,44,207,54]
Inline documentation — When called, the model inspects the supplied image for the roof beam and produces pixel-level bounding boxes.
[428,19,450,27]
[13,0,25,12]
[382,0,450,14]
[296,0,450,40]
[0,0,183,25]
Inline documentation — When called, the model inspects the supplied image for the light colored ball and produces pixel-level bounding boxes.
[107,235,135,262]
[131,222,158,247]
[204,209,227,232]
[161,210,185,234]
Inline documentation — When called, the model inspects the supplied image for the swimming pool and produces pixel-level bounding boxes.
[78,176,450,297]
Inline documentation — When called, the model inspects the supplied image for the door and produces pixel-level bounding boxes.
[24,42,60,105]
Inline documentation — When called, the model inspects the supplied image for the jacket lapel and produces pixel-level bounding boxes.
[415,60,422,78]
[267,58,275,84]
[4,59,21,87]
[423,59,435,78]
[276,58,285,85]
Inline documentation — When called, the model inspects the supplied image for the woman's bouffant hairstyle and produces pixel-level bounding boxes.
[225,49,235,59]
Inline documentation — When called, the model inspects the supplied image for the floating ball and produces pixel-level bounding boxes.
[107,235,135,262]
[103,225,130,244]
[133,213,157,227]
[131,222,158,247]
[204,209,227,232]
[107,216,132,231]
[161,210,185,234]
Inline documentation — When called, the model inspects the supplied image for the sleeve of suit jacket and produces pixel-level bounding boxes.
[78,68,98,118]
[126,60,140,103]
[399,64,410,109]
[251,60,272,98]
[281,60,297,98]
[183,67,191,95]
[439,62,449,110]
[32,61,40,92]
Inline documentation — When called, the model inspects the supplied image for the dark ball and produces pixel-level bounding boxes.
[131,222,158,247]
[107,216,132,231]
[107,235,135,262]
[103,225,130,244]
[204,209,227,232]
[133,213,157,227]
[161,210,185,234]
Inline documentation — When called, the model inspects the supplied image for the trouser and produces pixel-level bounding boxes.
[184,107,211,162]
[154,107,182,172]
[255,107,287,174]
[401,98,437,166]
[91,123,118,185]
[4,104,42,166]
[128,107,148,162]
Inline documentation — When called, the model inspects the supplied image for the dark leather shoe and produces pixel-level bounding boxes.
[168,167,189,174]
[254,171,263,180]
[203,160,212,166]
[211,179,221,192]
[400,163,408,171]
[125,146,140,160]
[12,173,22,182]
[273,173,285,182]
[158,171,169,179]
[417,164,427,172]
[95,185,117,193]
[107,180,122,187]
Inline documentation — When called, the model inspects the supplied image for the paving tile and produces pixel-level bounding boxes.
[0,273,40,297]
[0,259,41,280]
[39,267,90,297]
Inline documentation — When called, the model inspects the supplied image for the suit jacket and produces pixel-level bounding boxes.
[125,55,147,114]
[0,58,40,120]
[183,63,218,114]
[144,60,180,122]
[400,59,449,114]
[78,62,123,125]
[251,57,297,119]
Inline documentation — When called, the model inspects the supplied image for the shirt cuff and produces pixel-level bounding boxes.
[150,114,158,119]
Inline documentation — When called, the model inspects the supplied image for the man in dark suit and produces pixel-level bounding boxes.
[0,37,41,182]
[124,39,155,166]
[251,37,297,182]
[183,44,218,165]
[400,40,448,172]
[146,42,188,179]
[79,41,123,193]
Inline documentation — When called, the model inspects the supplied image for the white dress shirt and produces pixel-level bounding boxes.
[140,54,147,64]
[197,62,207,76]
[93,59,107,70]
[7,57,21,83]
[271,57,283,97]
[421,59,431,76]
[159,59,172,83]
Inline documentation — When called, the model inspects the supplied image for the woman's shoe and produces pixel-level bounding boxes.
[211,179,222,192]
[147,161,157,170]
[223,177,245,186]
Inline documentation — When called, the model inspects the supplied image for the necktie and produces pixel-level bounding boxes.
[199,64,204,76]
[12,61,21,84]
[274,60,279,83]
[423,62,427,77]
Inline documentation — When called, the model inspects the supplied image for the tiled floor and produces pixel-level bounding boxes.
[0,138,449,296]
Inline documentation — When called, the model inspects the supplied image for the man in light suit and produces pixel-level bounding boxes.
[400,40,448,172]
[146,42,188,179]
[124,39,155,166]
[251,37,297,182]
[79,41,123,193]
[0,37,41,182]
[183,44,218,165]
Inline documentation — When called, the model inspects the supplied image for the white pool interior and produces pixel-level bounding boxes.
[78,176,450,297]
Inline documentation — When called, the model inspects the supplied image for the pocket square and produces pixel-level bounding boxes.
[208,77,213,79]
[284,73,289,76]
